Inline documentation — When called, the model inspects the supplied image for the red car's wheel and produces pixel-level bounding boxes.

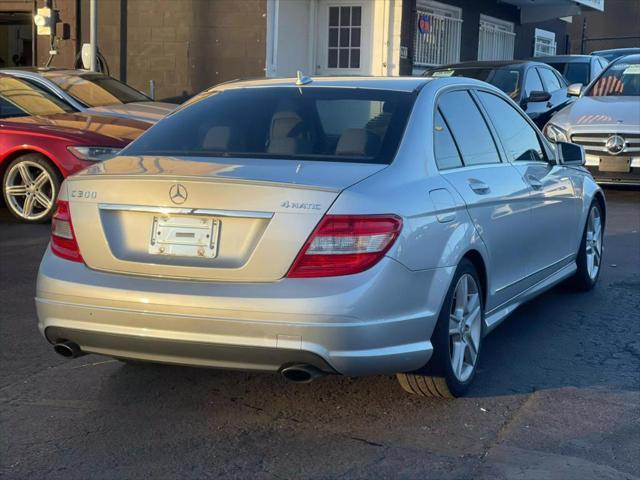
[2,153,61,223]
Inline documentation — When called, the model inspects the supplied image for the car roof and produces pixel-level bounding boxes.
[615,54,640,62]
[532,55,593,63]
[215,76,437,92]
[428,60,538,70]
[591,47,640,54]
[0,68,99,78]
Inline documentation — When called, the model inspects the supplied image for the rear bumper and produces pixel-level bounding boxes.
[36,249,452,376]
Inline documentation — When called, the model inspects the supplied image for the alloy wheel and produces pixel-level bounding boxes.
[585,206,603,280]
[448,273,482,382]
[4,161,55,221]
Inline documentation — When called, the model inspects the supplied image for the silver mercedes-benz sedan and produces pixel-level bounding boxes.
[36,76,605,397]
[543,54,640,185]
[1,69,176,124]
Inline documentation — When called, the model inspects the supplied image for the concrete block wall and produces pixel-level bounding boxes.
[79,0,267,101]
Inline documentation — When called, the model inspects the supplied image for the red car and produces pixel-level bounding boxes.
[1,75,149,223]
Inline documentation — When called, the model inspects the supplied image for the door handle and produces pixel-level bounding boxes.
[467,179,491,194]
[526,174,543,190]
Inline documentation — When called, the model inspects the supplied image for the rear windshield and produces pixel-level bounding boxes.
[44,72,149,107]
[548,62,589,85]
[124,87,415,164]
[427,68,520,98]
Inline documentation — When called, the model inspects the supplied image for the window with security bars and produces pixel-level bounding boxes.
[533,29,557,57]
[328,6,361,69]
[478,15,515,61]
[413,2,462,67]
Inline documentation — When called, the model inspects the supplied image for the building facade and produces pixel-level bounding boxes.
[0,0,605,101]
[568,0,639,54]
[0,0,267,101]
[267,0,605,77]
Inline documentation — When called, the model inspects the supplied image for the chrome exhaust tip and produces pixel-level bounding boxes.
[53,341,84,358]
[280,364,325,383]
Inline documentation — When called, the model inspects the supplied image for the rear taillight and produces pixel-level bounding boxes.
[51,200,84,263]
[287,214,402,278]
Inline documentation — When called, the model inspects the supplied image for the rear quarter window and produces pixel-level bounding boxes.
[433,109,463,170]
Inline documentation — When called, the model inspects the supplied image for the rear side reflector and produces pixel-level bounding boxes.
[51,200,84,263]
[287,214,402,278]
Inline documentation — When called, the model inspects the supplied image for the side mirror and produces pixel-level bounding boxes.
[567,83,583,96]
[556,141,585,166]
[526,90,551,103]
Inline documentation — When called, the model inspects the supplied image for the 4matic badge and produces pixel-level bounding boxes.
[280,200,321,211]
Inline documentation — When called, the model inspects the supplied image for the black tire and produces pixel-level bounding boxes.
[397,258,483,398]
[567,200,604,291]
[2,153,61,223]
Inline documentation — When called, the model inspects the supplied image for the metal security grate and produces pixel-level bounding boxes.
[478,22,515,61]
[413,11,462,67]
[533,36,557,57]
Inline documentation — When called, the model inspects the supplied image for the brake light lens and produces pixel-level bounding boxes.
[51,200,84,263]
[287,214,402,278]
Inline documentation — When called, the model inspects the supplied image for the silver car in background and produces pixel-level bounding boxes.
[1,68,176,124]
[36,76,605,397]
[544,54,640,185]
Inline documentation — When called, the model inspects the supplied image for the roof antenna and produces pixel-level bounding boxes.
[296,70,312,86]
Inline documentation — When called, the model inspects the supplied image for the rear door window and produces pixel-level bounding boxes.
[477,91,546,162]
[433,109,463,170]
[437,90,500,166]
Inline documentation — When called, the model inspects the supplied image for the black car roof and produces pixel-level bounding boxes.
[615,54,640,62]
[428,60,545,71]
[531,55,594,63]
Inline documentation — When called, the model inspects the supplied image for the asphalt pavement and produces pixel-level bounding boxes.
[0,188,639,480]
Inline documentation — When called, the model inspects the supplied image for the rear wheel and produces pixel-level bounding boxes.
[2,154,60,223]
[568,201,604,291]
[397,259,483,398]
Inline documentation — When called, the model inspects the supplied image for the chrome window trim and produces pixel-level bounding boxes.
[98,203,273,219]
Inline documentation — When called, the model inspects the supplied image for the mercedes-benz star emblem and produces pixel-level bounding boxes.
[605,135,626,155]
[169,184,188,204]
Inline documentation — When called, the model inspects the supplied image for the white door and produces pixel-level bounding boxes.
[316,1,372,75]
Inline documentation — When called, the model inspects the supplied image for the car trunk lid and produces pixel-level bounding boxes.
[67,155,385,282]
